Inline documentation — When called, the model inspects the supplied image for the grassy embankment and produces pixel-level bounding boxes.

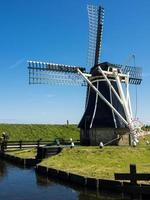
[7,145,150,179]
[0,124,80,141]
[2,123,150,180]
[8,135,150,179]
[39,145,150,180]
[1,123,79,159]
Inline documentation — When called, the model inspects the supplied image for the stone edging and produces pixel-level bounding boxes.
[36,165,150,197]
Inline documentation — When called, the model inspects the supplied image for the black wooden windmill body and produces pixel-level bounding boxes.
[28,5,142,146]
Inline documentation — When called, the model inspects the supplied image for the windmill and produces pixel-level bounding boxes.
[28,5,142,146]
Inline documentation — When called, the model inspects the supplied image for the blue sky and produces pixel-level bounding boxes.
[0,0,150,124]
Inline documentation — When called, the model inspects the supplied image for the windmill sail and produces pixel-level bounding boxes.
[87,5,104,68]
[28,61,87,86]
[121,65,142,85]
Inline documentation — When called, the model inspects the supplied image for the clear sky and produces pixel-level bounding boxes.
[0,0,150,124]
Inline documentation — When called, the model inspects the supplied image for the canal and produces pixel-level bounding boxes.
[0,159,135,200]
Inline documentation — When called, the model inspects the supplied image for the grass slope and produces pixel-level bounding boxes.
[0,124,79,141]
[39,146,150,180]
[7,149,36,159]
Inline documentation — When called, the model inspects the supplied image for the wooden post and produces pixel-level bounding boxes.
[19,140,22,149]
[4,141,7,150]
[37,139,41,148]
[130,164,137,184]
[37,140,40,148]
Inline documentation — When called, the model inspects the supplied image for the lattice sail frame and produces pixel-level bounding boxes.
[110,63,142,85]
[87,5,104,68]
[28,61,87,86]
[121,65,142,84]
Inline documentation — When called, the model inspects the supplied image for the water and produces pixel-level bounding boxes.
[0,159,133,200]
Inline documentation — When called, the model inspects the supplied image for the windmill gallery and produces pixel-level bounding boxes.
[28,5,142,147]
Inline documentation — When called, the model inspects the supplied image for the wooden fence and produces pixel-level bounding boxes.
[1,139,80,150]
[115,164,150,184]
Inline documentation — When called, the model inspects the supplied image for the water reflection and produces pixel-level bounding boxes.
[35,174,132,200]
[35,173,54,187]
[0,159,7,180]
[0,159,138,200]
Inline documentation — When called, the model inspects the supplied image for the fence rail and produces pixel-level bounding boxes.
[1,139,80,150]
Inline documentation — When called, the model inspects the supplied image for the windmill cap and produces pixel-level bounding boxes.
[90,62,119,75]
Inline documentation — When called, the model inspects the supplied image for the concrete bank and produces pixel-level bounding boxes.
[0,152,38,167]
[36,165,150,198]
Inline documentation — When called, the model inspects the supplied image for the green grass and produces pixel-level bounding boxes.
[0,124,79,141]
[39,146,150,180]
[6,149,36,159]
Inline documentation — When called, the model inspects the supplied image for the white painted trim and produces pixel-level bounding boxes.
[91,79,117,83]
[109,84,117,128]
[90,81,99,128]
[125,74,133,119]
